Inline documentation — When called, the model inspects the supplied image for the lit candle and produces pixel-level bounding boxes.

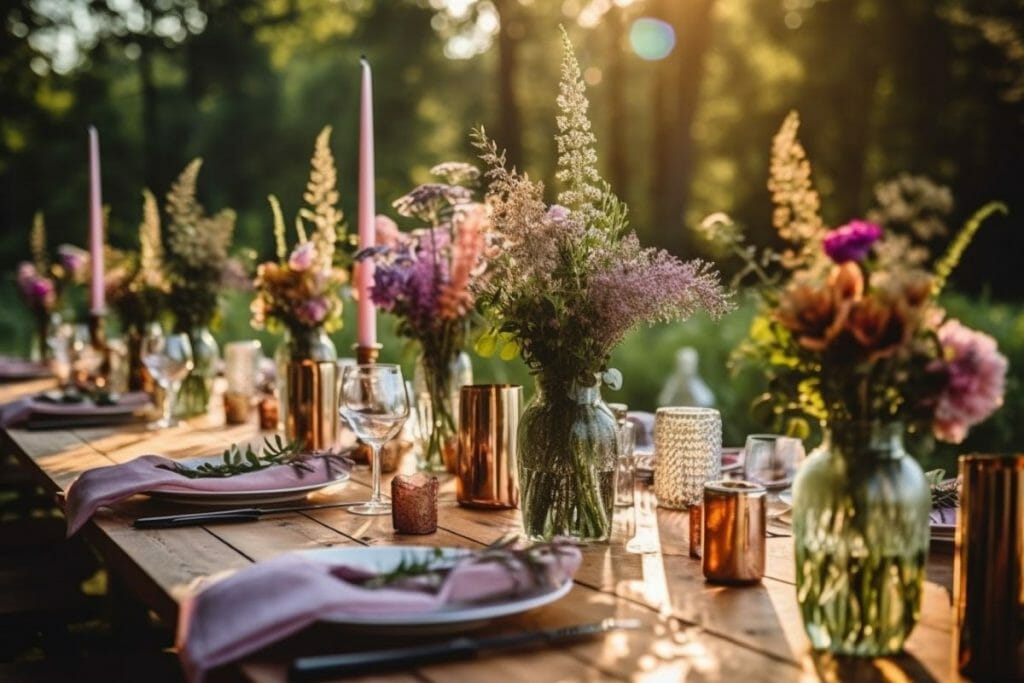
[88,126,105,315]
[356,57,377,349]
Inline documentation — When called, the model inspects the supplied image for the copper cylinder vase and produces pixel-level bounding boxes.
[280,359,339,451]
[954,453,1023,681]
[456,384,522,509]
[702,480,766,585]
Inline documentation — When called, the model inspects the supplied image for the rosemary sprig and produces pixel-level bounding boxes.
[360,537,577,593]
[925,469,959,509]
[159,435,310,479]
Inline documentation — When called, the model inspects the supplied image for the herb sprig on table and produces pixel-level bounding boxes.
[158,435,311,479]
[925,469,959,509]
[361,537,577,593]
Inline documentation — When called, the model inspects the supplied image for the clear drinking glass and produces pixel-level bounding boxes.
[614,420,637,507]
[742,434,805,516]
[339,364,410,516]
[141,327,195,430]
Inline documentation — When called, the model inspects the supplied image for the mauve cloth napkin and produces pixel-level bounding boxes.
[0,391,151,428]
[0,357,50,380]
[64,454,349,536]
[929,506,957,525]
[176,545,582,683]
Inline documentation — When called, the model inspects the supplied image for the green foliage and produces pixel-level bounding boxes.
[159,435,308,479]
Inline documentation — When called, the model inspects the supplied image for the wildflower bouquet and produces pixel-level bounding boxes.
[251,126,348,342]
[472,30,731,541]
[16,213,89,357]
[359,162,491,471]
[105,190,170,334]
[706,112,1007,444]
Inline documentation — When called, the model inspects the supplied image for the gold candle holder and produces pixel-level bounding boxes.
[456,384,522,509]
[954,453,1023,681]
[355,343,383,365]
[702,480,766,585]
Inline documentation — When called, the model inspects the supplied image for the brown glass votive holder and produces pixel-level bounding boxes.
[391,473,439,535]
[224,391,252,425]
[258,395,279,431]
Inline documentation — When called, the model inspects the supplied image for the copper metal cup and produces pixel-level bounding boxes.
[954,454,1023,680]
[280,360,339,451]
[456,384,522,509]
[702,480,766,585]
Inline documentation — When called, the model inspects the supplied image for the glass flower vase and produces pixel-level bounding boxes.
[176,326,219,417]
[518,373,618,542]
[791,420,930,656]
[275,327,338,450]
[412,350,472,472]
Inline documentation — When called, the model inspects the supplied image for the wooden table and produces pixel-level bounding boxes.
[0,379,960,682]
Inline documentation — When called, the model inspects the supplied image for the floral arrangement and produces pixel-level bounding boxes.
[163,158,237,332]
[703,111,1008,443]
[251,126,348,336]
[358,162,491,470]
[471,29,732,389]
[105,190,170,333]
[16,212,89,341]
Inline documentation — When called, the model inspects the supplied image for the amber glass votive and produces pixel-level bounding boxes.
[392,473,439,535]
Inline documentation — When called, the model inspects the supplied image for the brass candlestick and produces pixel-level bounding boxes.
[355,343,382,365]
[86,311,112,388]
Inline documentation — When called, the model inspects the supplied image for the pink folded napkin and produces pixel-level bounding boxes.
[0,356,50,380]
[929,506,957,526]
[177,543,582,683]
[1,391,151,428]
[628,411,654,448]
[64,453,349,535]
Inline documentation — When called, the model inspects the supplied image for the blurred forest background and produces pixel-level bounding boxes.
[2,0,1023,461]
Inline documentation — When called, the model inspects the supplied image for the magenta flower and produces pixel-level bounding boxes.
[823,220,883,263]
[931,319,1008,444]
[57,244,89,281]
[296,297,329,326]
[288,242,316,272]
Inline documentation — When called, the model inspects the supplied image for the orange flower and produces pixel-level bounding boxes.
[775,282,844,351]
[846,294,910,361]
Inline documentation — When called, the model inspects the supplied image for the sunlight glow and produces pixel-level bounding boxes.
[630,18,675,61]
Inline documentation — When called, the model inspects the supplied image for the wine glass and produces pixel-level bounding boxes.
[742,434,806,516]
[339,364,409,516]
[141,327,194,430]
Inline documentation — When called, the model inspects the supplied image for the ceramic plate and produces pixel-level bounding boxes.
[27,395,148,417]
[303,546,574,631]
[146,455,350,506]
[635,447,742,474]
[0,358,50,380]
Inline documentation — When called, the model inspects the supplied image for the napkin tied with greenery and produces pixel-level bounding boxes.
[64,437,349,535]
[176,539,581,683]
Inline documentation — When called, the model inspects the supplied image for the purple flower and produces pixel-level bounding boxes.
[370,261,412,311]
[57,244,89,281]
[931,319,1007,444]
[823,220,883,263]
[546,204,570,224]
[288,242,316,272]
[296,297,329,326]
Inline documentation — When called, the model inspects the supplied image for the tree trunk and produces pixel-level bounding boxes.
[605,6,629,195]
[495,0,523,170]
[650,0,716,255]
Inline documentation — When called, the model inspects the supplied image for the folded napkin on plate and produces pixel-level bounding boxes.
[0,356,50,380]
[0,391,151,429]
[929,506,957,526]
[64,453,349,536]
[177,544,582,683]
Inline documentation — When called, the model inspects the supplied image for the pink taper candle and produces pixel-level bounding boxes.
[88,126,105,315]
[356,57,377,348]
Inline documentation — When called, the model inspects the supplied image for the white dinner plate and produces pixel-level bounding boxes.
[146,455,350,506]
[302,546,574,630]
[27,396,147,417]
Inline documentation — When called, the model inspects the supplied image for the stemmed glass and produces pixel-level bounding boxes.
[339,364,410,516]
[141,326,194,430]
[742,434,806,516]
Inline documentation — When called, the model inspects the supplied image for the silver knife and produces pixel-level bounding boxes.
[132,500,370,529]
[289,618,644,681]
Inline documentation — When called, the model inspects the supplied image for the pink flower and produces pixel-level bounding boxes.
[932,319,1008,444]
[288,242,316,272]
[375,215,403,248]
[546,205,570,224]
[296,297,329,326]
[57,244,90,281]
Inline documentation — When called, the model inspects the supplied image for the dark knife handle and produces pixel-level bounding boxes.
[290,638,477,681]
[133,510,262,528]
